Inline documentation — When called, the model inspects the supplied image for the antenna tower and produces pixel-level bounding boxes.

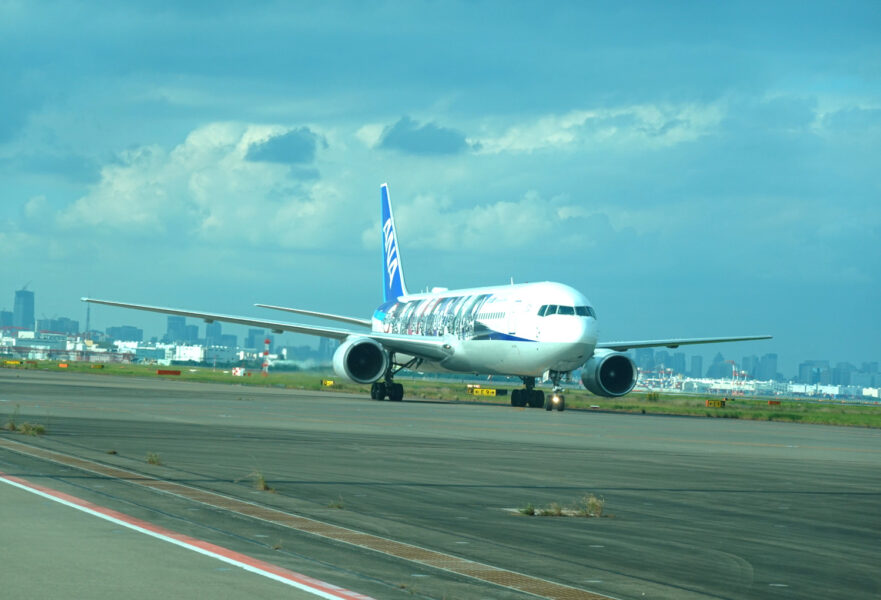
[261,338,271,377]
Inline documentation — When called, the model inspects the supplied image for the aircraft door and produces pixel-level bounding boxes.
[506,300,521,335]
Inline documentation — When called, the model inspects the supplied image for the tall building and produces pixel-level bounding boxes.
[654,350,670,369]
[163,316,187,343]
[741,355,759,379]
[37,317,79,335]
[184,324,199,343]
[318,337,338,362]
[690,355,703,379]
[1,310,14,328]
[245,329,272,351]
[670,352,686,376]
[205,322,222,346]
[798,360,830,384]
[58,317,79,335]
[705,352,729,378]
[13,289,35,330]
[757,353,778,381]
[634,348,655,371]
[832,362,855,386]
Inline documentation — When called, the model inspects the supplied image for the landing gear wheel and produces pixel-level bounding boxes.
[546,392,565,411]
[529,390,545,408]
[388,383,404,402]
[511,389,524,407]
[370,382,386,401]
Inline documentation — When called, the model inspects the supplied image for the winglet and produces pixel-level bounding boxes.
[381,183,408,302]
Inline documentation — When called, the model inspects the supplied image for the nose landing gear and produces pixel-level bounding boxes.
[544,371,566,412]
[545,390,565,411]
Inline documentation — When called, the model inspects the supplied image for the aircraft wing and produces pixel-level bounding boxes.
[254,304,372,328]
[362,332,453,361]
[83,298,355,340]
[596,335,772,352]
[81,298,453,361]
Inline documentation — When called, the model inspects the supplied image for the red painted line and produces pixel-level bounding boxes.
[0,472,375,600]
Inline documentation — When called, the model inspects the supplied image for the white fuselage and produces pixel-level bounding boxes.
[371,281,599,377]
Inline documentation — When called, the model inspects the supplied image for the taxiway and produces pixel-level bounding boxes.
[1,369,878,599]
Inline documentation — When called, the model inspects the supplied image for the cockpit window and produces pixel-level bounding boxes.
[539,304,597,317]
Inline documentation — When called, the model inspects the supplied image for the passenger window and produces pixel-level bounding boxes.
[558,306,575,315]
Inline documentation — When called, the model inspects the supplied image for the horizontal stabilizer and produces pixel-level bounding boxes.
[597,335,772,352]
[255,304,371,328]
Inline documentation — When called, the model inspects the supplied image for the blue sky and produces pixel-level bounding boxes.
[1,1,879,375]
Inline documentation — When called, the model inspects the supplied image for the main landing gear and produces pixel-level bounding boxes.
[370,354,419,403]
[371,380,403,402]
[510,377,545,408]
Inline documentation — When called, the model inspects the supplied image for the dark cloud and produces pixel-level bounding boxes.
[246,127,323,164]
[0,152,101,184]
[379,116,469,156]
[0,84,42,143]
[722,96,818,133]
[823,107,881,132]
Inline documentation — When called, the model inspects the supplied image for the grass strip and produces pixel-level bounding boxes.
[3,361,879,428]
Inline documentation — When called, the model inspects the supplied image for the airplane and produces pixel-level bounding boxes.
[83,183,771,412]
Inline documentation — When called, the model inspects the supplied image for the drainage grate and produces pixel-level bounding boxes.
[0,437,612,600]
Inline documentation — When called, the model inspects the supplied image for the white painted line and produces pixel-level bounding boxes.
[0,473,375,600]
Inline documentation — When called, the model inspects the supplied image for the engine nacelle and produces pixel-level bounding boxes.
[332,336,389,384]
[580,350,637,397]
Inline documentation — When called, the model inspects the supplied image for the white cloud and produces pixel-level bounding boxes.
[23,195,48,220]
[0,227,39,262]
[473,103,725,154]
[355,123,385,148]
[56,122,350,249]
[363,190,614,254]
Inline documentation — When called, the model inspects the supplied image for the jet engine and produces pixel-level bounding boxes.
[580,349,637,397]
[332,336,389,384]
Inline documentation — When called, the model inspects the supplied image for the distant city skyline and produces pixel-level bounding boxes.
[2,285,876,381]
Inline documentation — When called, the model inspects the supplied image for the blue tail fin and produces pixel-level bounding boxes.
[381,183,408,302]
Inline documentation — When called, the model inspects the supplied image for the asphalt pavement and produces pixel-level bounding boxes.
[1,369,878,599]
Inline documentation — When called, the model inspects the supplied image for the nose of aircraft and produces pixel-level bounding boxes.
[578,317,599,346]
[556,316,598,345]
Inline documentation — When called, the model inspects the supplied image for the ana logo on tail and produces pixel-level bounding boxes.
[381,183,408,302]
[383,217,400,285]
